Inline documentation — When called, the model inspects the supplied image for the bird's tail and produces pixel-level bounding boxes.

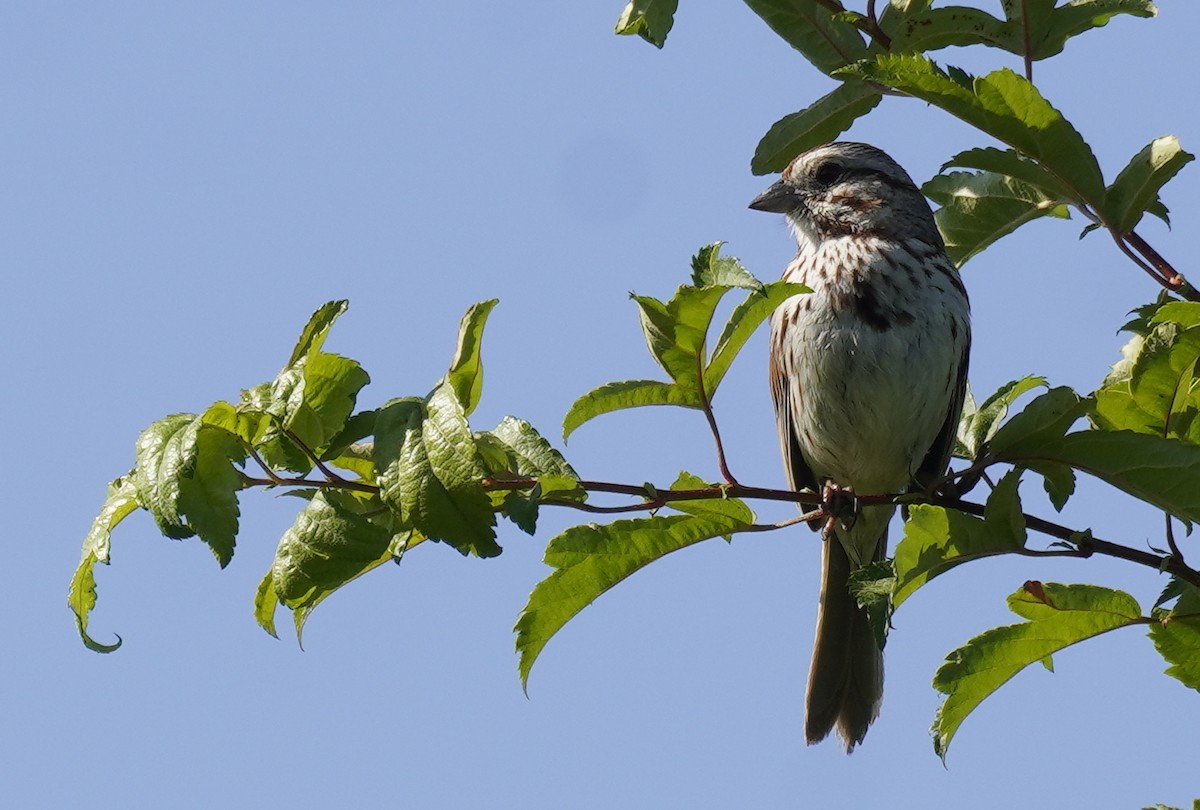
[805,508,887,752]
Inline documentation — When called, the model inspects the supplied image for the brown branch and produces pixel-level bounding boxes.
[695,354,739,486]
[483,476,1200,589]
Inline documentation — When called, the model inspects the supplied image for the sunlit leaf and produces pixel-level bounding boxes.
[516,503,753,688]
[932,581,1144,758]
[839,56,1105,203]
[924,170,1071,266]
[955,376,1047,460]
[751,81,882,175]
[445,299,498,417]
[614,0,678,48]
[893,471,1026,606]
[69,475,139,653]
[741,0,869,75]
[563,380,700,440]
[1104,135,1194,233]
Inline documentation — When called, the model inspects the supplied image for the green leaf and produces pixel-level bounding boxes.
[489,416,579,479]
[888,6,1016,54]
[563,380,700,440]
[893,471,1027,606]
[485,416,584,535]
[985,386,1087,458]
[258,491,397,644]
[1026,460,1076,511]
[665,471,754,529]
[565,249,793,437]
[955,376,1047,460]
[274,352,371,452]
[1031,0,1157,61]
[175,426,247,567]
[1011,430,1200,524]
[932,581,1144,758]
[1093,322,1200,440]
[515,507,753,688]
[614,0,677,48]
[840,56,1105,203]
[133,413,202,539]
[131,414,248,564]
[69,475,139,652]
[751,81,882,175]
[689,243,761,290]
[634,286,725,387]
[376,387,500,557]
[741,0,870,75]
[942,146,1074,200]
[705,279,809,394]
[1104,136,1194,234]
[1150,616,1200,692]
[285,300,349,367]
[848,559,896,649]
[924,170,1071,265]
[445,299,498,417]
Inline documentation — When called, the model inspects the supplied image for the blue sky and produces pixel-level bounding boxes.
[3,3,1198,807]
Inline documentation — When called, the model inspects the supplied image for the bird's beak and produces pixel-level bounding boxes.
[748,180,798,213]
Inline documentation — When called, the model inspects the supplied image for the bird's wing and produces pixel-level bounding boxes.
[769,338,821,503]
[914,335,971,492]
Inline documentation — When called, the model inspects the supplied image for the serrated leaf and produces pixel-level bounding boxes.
[942,146,1074,199]
[1026,461,1076,511]
[563,380,701,440]
[377,387,500,557]
[893,471,1027,606]
[666,470,754,530]
[515,507,753,688]
[888,6,1016,54]
[486,417,584,534]
[1011,430,1200,523]
[985,386,1087,458]
[690,243,761,290]
[840,56,1105,203]
[69,475,139,652]
[614,0,677,48]
[1150,615,1200,692]
[565,249,788,437]
[275,352,370,451]
[706,280,809,394]
[1032,0,1157,61]
[489,416,579,480]
[285,300,349,367]
[634,286,726,387]
[176,426,247,567]
[932,581,1143,758]
[956,376,1047,459]
[924,170,1071,265]
[133,413,202,539]
[741,0,869,75]
[1093,322,1200,440]
[848,559,896,649]
[259,491,397,644]
[445,299,498,417]
[1104,136,1194,234]
[751,81,882,175]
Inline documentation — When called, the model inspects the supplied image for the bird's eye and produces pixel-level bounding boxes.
[813,161,843,187]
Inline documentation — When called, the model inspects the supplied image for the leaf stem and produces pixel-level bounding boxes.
[695,355,739,485]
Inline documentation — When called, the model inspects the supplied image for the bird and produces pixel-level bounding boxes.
[749,142,970,751]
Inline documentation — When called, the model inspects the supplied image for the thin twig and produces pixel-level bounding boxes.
[283,429,350,484]
[695,354,739,485]
[1166,514,1186,568]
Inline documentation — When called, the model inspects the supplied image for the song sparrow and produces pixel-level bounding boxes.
[750,142,970,751]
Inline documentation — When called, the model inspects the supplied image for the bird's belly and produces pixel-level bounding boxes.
[785,306,958,493]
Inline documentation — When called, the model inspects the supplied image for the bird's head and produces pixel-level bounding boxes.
[749,142,940,246]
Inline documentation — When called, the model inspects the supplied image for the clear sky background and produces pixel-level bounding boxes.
[3,3,1198,808]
